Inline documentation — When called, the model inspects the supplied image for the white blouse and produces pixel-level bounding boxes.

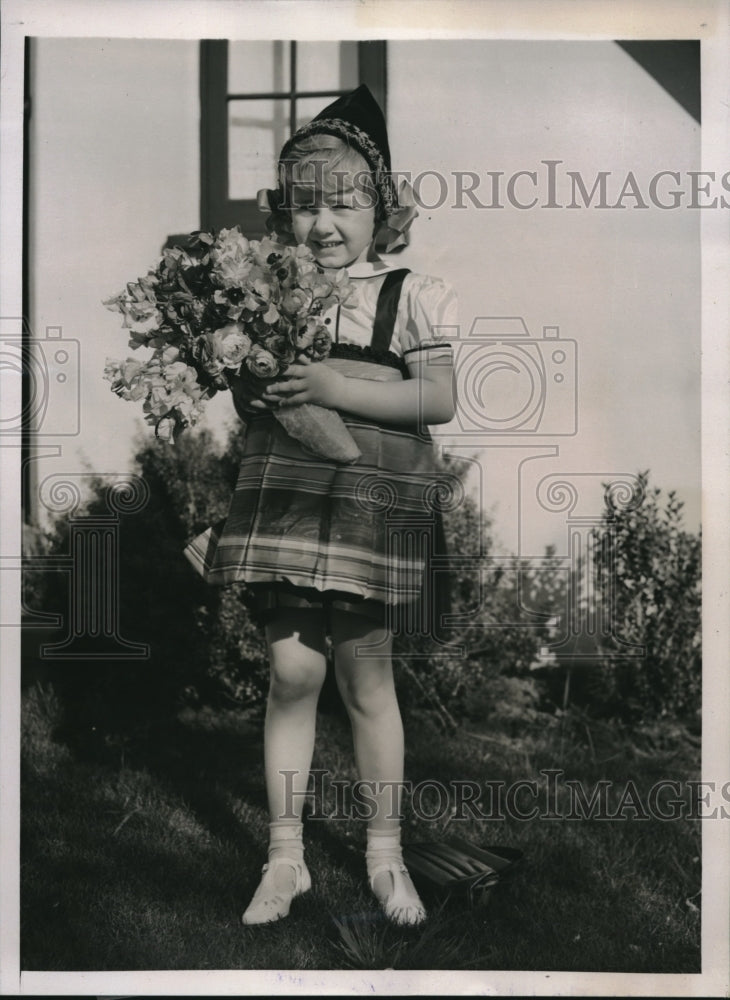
[326,259,457,371]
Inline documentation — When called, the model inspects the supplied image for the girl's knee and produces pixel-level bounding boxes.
[335,660,396,717]
[269,658,326,703]
[266,610,328,703]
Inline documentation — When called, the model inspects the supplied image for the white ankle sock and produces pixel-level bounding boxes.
[268,820,304,863]
[365,827,403,873]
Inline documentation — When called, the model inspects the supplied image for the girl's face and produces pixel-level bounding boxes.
[289,164,377,269]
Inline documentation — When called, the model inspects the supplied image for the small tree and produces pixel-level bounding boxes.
[591,471,701,721]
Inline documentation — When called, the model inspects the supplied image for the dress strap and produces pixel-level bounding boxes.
[370,269,411,353]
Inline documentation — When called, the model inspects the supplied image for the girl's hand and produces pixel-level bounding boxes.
[230,372,279,415]
[264,357,346,409]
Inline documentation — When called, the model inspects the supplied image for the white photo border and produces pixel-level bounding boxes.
[1,1,728,996]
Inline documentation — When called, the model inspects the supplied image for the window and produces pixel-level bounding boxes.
[199,40,387,236]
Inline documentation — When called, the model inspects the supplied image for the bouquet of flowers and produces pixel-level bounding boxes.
[103,228,361,462]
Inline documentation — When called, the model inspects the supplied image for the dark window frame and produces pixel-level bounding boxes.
[199,39,387,236]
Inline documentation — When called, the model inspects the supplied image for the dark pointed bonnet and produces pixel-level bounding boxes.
[277,84,398,216]
[259,84,417,251]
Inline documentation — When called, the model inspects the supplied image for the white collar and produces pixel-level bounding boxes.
[345,258,404,279]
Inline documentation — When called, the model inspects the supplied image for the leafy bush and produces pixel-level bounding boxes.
[532,471,701,722]
[23,424,268,749]
[401,466,701,728]
[591,471,701,721]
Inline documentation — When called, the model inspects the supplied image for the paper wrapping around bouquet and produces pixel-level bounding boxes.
[273,403,361,463]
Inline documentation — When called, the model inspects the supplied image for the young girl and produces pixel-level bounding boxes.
[185,85,457,927]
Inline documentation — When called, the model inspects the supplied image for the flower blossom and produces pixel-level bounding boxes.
[246,346,280,379]
[211,228,252,288]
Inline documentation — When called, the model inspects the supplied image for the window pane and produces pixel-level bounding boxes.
[228,40,290,93]
[296,41,358,92]
[295,96,332,129]
[228,99,288,199]
[227,42,362,201]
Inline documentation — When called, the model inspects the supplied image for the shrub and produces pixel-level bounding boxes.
[591,471,701,721]
[23,424,269,743]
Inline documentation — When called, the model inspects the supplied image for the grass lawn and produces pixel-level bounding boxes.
[20,675,701,972]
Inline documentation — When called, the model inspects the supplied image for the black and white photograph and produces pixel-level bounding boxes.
[1,0,728,995]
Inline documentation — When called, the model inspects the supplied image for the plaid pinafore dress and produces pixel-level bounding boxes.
[184,267,452,635]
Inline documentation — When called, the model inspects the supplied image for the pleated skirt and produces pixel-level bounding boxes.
[184,361,451,634]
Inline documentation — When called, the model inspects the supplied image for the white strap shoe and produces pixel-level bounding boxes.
[368,859,427,926]
[241,856,312,925]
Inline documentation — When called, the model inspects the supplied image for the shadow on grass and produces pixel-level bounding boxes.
[20,659,702,973]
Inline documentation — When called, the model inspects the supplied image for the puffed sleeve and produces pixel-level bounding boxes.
[395,273,457,374]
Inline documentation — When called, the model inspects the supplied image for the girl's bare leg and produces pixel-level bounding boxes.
[242,608,327,925]
[331,609,426,925]
[264,609,328,822]
[330,610,402,829]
